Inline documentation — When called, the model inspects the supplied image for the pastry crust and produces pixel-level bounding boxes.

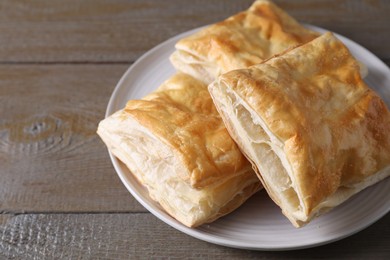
[170,0,318,84]
[97,73,261,227]
[209,32,390,227]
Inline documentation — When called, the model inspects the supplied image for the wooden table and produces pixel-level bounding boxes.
[1,0,389,258]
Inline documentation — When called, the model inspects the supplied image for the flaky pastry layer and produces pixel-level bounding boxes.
[170,0,318,84]
[97,73,261,227]
[209,33,390,227]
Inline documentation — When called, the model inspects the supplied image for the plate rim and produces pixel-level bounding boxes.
[105,24,390,251]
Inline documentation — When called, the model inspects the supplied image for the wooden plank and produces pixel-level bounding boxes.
[0,64,146,212]
[278,0,390,60]
[0,0,253,63]
[0,213,388,258]
[0,0,388,63]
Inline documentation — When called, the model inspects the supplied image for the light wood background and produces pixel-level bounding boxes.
[1,0,389,258]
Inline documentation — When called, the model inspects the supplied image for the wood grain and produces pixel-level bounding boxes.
[0,0,388,63]
[0,213,388,259]
[0,64,145,213]
[0,0,253,63]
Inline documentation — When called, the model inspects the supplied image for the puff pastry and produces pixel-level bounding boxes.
[97,73,261,227]
[170,0,318,84]
[209,32,390,227]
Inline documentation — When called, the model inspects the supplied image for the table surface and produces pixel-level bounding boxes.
[1,0,389,258]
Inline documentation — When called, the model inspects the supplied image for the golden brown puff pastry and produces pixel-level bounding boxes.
[208,32,390,227]
[97,73,261,227]
[170,0,319,84]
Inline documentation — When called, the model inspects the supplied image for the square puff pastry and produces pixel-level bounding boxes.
[208,32,390,227]
[170,0,318,84]
[97,73,261,227]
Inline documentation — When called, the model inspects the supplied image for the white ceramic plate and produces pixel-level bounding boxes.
[106,25,390,250]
